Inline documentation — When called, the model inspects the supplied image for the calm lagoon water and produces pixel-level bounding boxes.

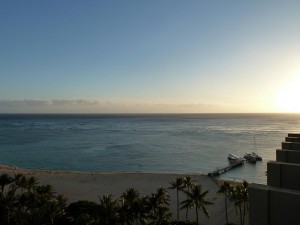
[1,113,300,184]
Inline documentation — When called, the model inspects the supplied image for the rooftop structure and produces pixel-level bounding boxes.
[249,133,300,225]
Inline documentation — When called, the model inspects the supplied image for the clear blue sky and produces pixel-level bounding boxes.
[1,1,300,113]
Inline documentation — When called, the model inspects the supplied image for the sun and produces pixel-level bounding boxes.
[275,75,300,113]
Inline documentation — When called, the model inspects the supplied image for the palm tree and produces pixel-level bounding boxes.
[36,184,55,200]
[148,187,171,225]
[155,187,170,207]
[16,191,31,225]
[67,200,100,225]
[169,177,184,219]
[120,187,140,225]
[13,174,27,188]
[0,188,16,225]
[217,181,232,225]
[11,175,40,225]
[0,174,14,224]
[182,175,195,219]
[0,174,12,193]
[26,176,39,193]
[99,194,119,225]
[137,195,151,225]
[231,181,249,225]
[28,184,57,225]
[181,184,213,225]
[48,194,67,225]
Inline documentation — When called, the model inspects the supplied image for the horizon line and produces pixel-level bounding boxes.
[0,112,299,115]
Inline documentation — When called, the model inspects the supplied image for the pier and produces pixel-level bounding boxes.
[208,160,244,177]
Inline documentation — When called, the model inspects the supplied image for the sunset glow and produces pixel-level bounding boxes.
[275,75,300,113]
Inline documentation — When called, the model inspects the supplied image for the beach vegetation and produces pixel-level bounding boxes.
[0,173,67,225]
[67,200,100,225]
[0,173,229,225]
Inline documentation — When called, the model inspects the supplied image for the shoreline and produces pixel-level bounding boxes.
[0,163,207,177]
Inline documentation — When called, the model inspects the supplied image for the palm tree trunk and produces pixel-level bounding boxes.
[19,207,23,225]
[225,193,228,225]
[185,199,189,219]
[195,206,199,225]
[242,202,246,225]
[239,205,242,225]
[185,186,189,219]
[176,189,179,219]
[7,211,9,225]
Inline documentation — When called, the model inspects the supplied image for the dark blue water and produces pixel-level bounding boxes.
[1,113,300,184]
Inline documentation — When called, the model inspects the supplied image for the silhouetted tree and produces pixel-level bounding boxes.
[182,176,195,219]
[148,187,171,225]
[120,187,140,225]
[217,181,233,225]
[231,181,249,225]
[169,177,184,219]
[99,194,119,225]
[0,174,12,193]
[67,200,100,225]
[181,184,213,225]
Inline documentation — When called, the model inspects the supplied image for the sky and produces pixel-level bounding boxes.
[1,1,300,113]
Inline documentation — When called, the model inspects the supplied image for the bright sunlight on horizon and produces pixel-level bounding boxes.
[274,74,300,113]
[1,1,300,114]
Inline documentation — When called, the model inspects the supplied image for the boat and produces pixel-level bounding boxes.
[244,153,257,163]
[251,152,262,161]
[227,154,242,163]
[228,153,240,160]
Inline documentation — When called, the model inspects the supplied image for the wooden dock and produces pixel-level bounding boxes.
[208,160,244,177]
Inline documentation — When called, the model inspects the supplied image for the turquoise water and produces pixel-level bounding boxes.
[0,113,300,184]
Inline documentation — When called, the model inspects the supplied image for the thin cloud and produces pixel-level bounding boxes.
[0,100,51,107]
[0,99,99,107]
[0,99,226,113]
[51,99,98,106]
[152,103,220,108]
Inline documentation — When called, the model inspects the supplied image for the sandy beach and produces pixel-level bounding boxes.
[0,164,246,225]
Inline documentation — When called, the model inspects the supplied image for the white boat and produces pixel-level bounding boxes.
[228,154,242,163]
[228,153,240,160]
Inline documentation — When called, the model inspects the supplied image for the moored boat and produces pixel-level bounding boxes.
[227,154,242,164]
[251,152,262,161]
[228,153,240,160]
[244,153,257,163]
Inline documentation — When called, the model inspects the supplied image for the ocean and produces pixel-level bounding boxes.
[0,113,300,184]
